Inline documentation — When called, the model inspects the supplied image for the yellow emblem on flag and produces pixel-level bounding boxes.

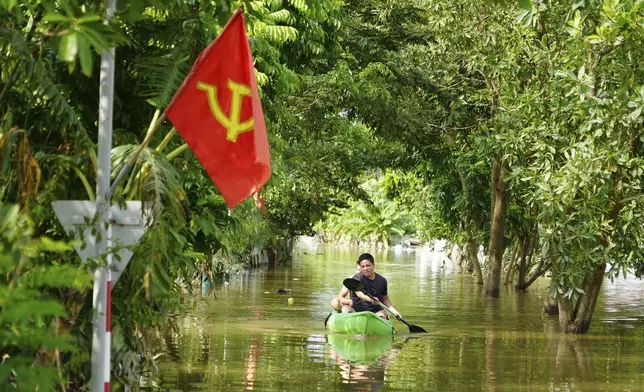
[197,80,254,142]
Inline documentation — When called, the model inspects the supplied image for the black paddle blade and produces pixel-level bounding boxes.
[408,324,427,333]
[343,278,363,292]
[397,316,427,333]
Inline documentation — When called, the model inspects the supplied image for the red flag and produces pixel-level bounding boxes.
[166,9,271,209]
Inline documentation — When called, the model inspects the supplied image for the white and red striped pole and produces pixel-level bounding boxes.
[94,0,116,390]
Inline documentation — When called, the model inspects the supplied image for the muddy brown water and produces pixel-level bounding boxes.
[152,245,644,391]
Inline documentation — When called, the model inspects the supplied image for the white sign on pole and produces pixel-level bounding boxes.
[52,200,148,286]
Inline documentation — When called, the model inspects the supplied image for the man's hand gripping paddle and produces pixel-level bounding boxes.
[342,278,427,333]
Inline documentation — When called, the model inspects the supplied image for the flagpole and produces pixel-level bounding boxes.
[94,0,116,390]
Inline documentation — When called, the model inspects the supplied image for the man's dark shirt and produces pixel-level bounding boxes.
[350,272,388,313]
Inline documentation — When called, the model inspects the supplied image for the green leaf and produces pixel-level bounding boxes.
[1,0,18,10]
[518,0,532,10]
[78,36,93,76]
[0,299,66,322]
[627,107,642,122]
[39,237,74,253]
[43,12,70,22]
[1,130,22,177]
[76,14,103,24]
[59,32,79,64]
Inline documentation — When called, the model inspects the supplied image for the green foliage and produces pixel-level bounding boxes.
[492,0,644,297]
[317,177,413,247]
[380,170,454,241]
[0,204,92,391]
[2,0,354,386]
[310,0,643,331]
[43,5,124,76]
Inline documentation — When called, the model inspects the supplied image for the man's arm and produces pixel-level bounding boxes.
[337,287,352,306]
[355,291,375,303]
[381,295,401,318]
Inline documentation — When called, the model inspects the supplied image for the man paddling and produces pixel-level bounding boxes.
[331,253,402,320]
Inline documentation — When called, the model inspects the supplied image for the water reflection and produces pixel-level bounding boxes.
[243,337,260,390]
[542,317,599,391]
[327,334,393,364]
[484,301,501,392]
[327,334,399,392]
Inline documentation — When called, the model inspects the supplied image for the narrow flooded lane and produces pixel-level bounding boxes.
[152,245,644,391]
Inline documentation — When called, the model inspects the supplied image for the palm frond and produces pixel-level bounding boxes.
[256,69,269,86]
[111,145,185,225]
[134,52,190,108]
[0,26,30,61]
[20,59,79,129]
[16,58,96,154]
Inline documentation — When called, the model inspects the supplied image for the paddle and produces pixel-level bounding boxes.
[342,278,427,333]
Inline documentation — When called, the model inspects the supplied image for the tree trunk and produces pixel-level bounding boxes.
[267,248,276,270]
[463,222,483,284]
[503,240,519,285]
[448,243,461,265]
[516,231,538,289]
[457,168,483,284]
[490,159,500,221]
[543,297,559,315]
[485,161,509,297]
[456,247,464,273]
[560,261,606,333]
[515,256,547,291]
[514,234,527,288]
[556,151,625,332]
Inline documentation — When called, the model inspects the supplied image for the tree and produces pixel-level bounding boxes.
[318,177,413,247]
[496,0,644,332]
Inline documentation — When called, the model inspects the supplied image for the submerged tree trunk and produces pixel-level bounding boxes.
[570,261,606,333]
[456,244,466,273]
[516,256,547,291]
[267,248,276,270]
[485,160,509,297]
[464,223,483,284]
[457,167,483,284]
[503,239,519,285]
[557,261,607,333]
[543,278,559,315]
[514,234,527,288]
[448,243,462,267]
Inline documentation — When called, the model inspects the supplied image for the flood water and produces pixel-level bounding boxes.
[151,244,644,391]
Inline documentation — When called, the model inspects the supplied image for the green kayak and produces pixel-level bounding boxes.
[328,334,393,364]
[326,311,396,336]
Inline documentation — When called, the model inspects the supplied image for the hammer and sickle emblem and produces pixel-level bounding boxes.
[197,80,255,142]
